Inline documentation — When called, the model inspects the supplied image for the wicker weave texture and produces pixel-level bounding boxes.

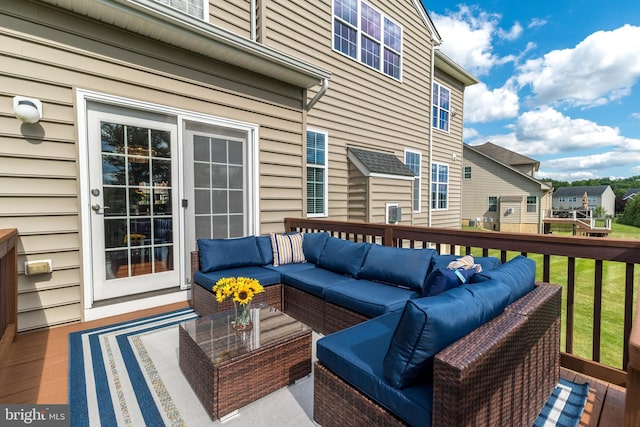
[314,362,405,427]
[179,322,311,420]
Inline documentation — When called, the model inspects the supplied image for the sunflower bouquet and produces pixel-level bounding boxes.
[213,277,264,330]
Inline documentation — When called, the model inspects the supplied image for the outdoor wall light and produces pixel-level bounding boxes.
[13,96,43,123]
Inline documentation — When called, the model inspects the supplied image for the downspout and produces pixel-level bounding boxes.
[250,0,256,41]
[306,78,329,111]
[428,42,440,227]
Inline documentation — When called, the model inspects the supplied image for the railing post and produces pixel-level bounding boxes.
[625,291,640,426]
[0,229,18,362]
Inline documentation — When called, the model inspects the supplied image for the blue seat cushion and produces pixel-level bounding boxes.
[263,263,316,274]
[317,312,433,427]
[324,280,419,318]
[197,236,263,273]
[302,231,329,264]
[359,245,436,293]
[193,266,281,290]
[430,254,501,272]
[317,236,371,277]
[423,267,477,297]
[471,255,536,305]
[383,280,512,389]
[282,268,355,298]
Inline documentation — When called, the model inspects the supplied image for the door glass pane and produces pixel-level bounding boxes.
[101,121,174,280]
[189,124,247,241]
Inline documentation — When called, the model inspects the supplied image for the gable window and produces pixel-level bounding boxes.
[527,196,537,213]
[432,82,451,132]
[307,130,328,217]
[431,163,448,210]
[464,166,472,179]
[153,0,207,20]
[405,150,421,212]
[333,0,403,80]
[488,196,498,212]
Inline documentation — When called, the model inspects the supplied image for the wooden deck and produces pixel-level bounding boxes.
[0,302,627,425]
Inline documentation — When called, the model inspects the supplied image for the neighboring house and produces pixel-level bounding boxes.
[462,142,553,233]
[552,185,615,217]
[0,0,477,329]
[623,188,640,201]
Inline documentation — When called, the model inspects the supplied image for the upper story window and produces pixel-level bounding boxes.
[527,196,537,213]
[431,162,448,210]
[464,166,472,179]
[154,0,206,20]
[405,150,421,212]
[432,82,451,132]
[306,130,328,217]
[333,0,403,80]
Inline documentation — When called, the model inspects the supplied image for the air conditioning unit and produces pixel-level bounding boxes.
[387,205,401,224]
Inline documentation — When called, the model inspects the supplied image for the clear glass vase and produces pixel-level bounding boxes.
[234,301,252,330]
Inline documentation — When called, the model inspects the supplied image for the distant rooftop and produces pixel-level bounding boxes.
[553,185,611,197]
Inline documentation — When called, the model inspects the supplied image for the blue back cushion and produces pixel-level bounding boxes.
[256,235,273,265]
[471,255,536,305]
[317,236,371,277]
[359,245,436,292]
[423,267,476,297]
[383,280,512,389]
[302,232,329,264]
[197,236,263,273]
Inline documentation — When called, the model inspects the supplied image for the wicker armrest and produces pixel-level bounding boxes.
[433,283,561,427]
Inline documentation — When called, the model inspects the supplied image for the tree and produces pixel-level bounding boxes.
[618,195,640,227]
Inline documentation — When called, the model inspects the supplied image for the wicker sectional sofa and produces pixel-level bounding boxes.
[190,232,561,427]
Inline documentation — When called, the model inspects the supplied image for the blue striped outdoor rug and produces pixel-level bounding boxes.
[534,378,590,427]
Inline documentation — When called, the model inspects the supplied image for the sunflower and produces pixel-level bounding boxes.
[213,277,263,305]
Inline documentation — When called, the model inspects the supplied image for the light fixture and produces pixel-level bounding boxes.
[13,96,43,123]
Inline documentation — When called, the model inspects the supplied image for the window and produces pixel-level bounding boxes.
[464,166,472,179]
[488,196,498,212]
[405,150,421,212]
[431,163,448,210]
[307,130,328,217]
[333,0,403,80]
[559,196,566,202]
[432,82,451,132]
[527,196,537,213]
[153,0,207,20]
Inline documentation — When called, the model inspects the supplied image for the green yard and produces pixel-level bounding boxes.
[471,220,639,370]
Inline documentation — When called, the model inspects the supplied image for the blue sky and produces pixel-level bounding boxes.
[422,1,640,181]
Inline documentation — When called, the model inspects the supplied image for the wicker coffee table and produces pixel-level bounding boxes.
[179,303,312,420]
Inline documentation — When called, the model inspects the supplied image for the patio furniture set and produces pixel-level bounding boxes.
[181,231,561,426]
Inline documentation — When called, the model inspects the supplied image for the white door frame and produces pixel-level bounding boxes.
[76,89,260,320]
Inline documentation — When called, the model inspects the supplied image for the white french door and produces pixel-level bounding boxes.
[87,105,180,301]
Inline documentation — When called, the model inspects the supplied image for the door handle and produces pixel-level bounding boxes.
[91,204,110,214]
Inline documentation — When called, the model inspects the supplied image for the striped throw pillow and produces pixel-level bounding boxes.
[270,232,306,267]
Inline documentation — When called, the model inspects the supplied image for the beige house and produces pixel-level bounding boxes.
[462,143,553,233]
[1,0,476,330]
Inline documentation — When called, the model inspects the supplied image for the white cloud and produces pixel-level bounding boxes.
[464,82,520,122]
[516,25,640,108]
[430,6,503,75]
[527,18,548,29]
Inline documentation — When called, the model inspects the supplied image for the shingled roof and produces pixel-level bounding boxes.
[472,142,540,170]
[553,185,611,197]
[348,147,415,177]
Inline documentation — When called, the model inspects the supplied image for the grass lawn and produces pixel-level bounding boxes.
[470,219,639,370]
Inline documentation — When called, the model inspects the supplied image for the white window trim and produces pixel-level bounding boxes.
[76,89,260,318]
[432,81,451,133]
[331,0,403,81]
[306,128,329,218]
[431,161,449,211]
[405,149,421,213]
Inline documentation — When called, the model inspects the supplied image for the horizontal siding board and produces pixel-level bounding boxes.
[19,251,80,272]
[17,303,81,332]
[19,268,81,293]
[0,197,78,215]
[0,157,77,178]
[0,216,78,235]
[0,136,77,161]
[0,177,77,197]
[18,233,78,254]
[18,285,80,312]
